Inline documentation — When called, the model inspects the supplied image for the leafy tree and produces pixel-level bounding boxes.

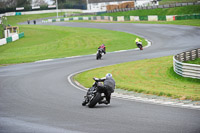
[16,0,32,7]
[0,0,17,8]
[0,0,32,8]
[51,0,86,9]
[32,0,48,6]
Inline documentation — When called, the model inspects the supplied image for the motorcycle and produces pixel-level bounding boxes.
[82,78,106,108]
[96,48,104,60]
[137,42,143,50]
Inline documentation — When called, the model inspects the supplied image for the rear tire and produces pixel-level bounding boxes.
[88,92,101,108]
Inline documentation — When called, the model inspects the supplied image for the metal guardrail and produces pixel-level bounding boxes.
[173,48,200,79]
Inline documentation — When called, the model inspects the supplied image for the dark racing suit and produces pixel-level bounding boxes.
[95,77,115,104]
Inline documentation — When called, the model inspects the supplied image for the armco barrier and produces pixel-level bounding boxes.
[0,32,24,46]
[124,16,130,21]
[117,16,125,21]
[148,15,158,21]
[173,48,200,79]
[73,17,78,20]
[130,16,140,21]
[83,17,89,20]
[175,14,200,20]
[0,38,6,46]
[15,12,22,16]
[158,16,166,21]
[79,17,83,20]
[139,16,148,21]
[43,13,200,23]
[166,15,174,21]
[12,34,19,41]
[6,37,12,43]
[113,16,117,21]
[18,32,24,39]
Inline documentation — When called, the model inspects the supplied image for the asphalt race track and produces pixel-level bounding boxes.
[0,21,200,133]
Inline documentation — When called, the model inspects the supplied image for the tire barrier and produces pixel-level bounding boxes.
[0,32,24,46]
[173,48,200,79]
[43,16,113,23]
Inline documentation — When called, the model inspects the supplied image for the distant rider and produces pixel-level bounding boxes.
[135,38,142,49]
[94,73,115,105]
[98,44,106,54]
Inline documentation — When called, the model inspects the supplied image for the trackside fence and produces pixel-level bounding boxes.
[173,48,200,79]
[42,14,200,23]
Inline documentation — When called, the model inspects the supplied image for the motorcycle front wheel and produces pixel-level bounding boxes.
[88,92,101,108]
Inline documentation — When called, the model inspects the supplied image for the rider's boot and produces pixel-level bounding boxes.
[98,100,109,105]
[82,100,87,106]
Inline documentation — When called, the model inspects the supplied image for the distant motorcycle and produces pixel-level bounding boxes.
[96,48,104,60]
[82,78,106,108]
[137,42,143,50]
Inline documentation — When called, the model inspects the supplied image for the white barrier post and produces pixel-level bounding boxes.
[12,34,19,41]
[0,38,7,46]
[148,15,158,21]
[117,16,124,22]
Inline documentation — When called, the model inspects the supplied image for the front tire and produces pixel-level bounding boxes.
[88,92,101,108]
[96,54,99,60]
[139,45,143,50]
[96,52,99,60]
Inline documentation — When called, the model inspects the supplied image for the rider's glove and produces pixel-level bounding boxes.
[93,77,98,81]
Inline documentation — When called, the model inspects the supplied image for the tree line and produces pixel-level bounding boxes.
[0,0,87,13]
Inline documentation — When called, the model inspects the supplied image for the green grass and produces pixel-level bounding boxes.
[6,12,66,26]
[101,5,200,16]
[74,56,200,101]
[159,0,199,5]
[129,19,200,27]
[0,24,4,39]
[184,58,200,65]
[0,25,146,65]
[68,19,200,27]
[3,12,199,100]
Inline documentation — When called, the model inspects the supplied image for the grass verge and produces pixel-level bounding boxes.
[74,56,200,101]
[184,58,200,65]
[159,0,198,5]
[0,25,146,65]
[128,19,200,27]
[0,24,4,39]
[101,5,200,16]
[67,19,200,27]
[6,12,66,26]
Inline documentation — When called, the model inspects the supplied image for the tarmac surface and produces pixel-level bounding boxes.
[0,21,200,133]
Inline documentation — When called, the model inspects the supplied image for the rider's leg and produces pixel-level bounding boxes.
[104,90,111,104]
